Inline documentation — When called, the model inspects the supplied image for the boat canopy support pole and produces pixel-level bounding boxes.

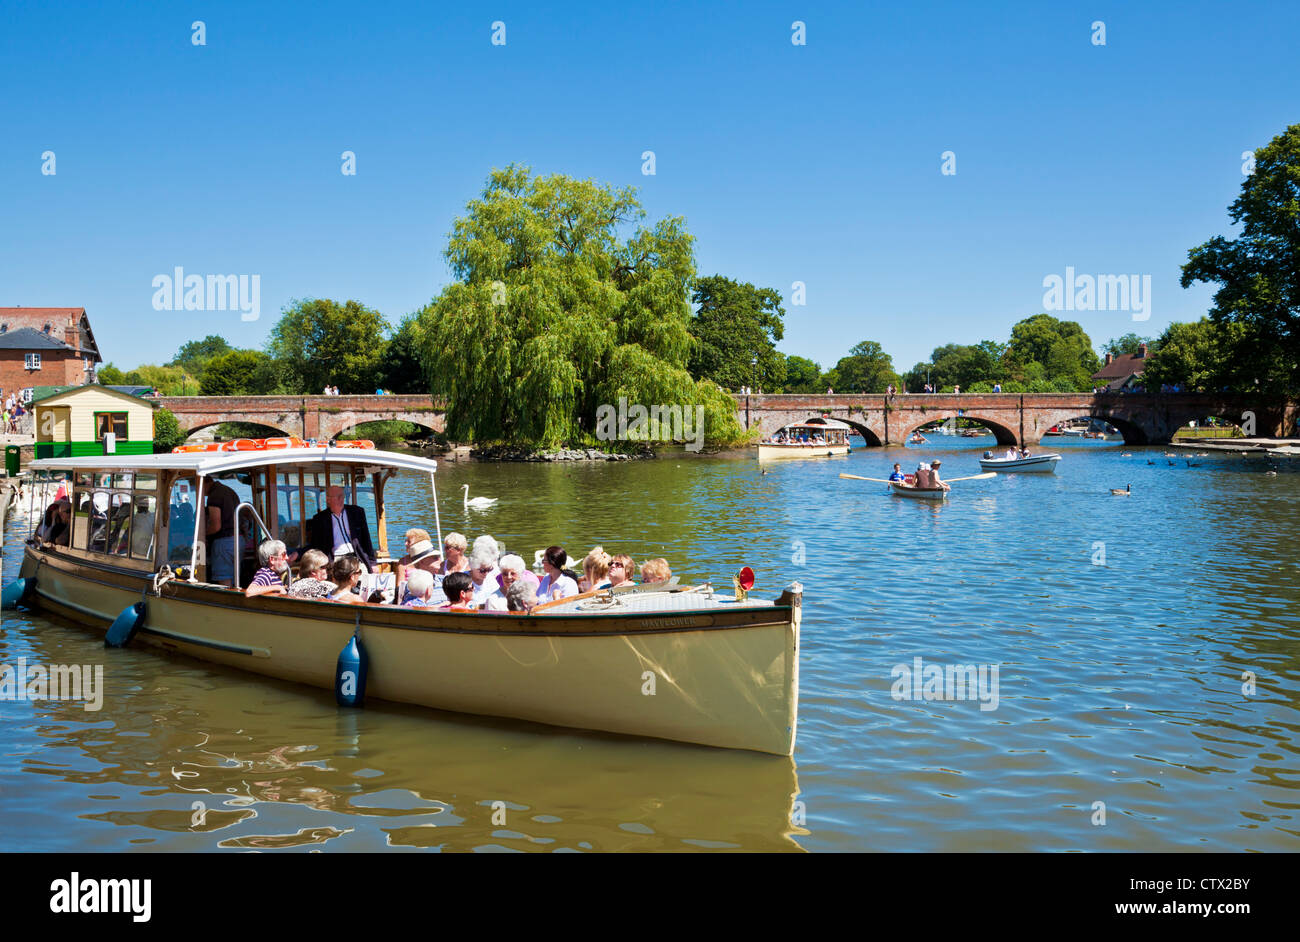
[429,473,443,554]
[189,474,205,582]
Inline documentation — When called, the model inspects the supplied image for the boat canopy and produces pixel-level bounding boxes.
[779,417,852,431]
[28,446,439,477]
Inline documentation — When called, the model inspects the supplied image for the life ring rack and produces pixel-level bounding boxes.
[172,437,375,454]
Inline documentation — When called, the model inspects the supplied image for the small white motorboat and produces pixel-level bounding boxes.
[979,453,1061,473]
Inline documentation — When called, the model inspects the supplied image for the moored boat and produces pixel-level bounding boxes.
[979,452,1061,473]
[7,445,802,756]
[756,416,852,461]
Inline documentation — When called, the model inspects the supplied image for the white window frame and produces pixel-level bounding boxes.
[24,353,42,370]
[20,388,33,403]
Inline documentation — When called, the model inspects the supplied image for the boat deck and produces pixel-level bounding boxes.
[544,588,774,615]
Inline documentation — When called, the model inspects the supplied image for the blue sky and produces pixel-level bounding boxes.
[2,0,1296,374]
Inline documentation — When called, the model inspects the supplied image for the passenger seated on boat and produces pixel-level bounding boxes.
[329,555,367,604]
[607,554,636,588]
[639,557,672,584]
[537,545,579,603]
[396,528,441,593]
[401,569,436,607]
[289,549,337,599]
[889,463,906,482]
[579,546,612,591]
[436,571,475,611]
[38,499,72,545]
[914,464,935,487]
[468,541,502,608]
[506,580,537,613]
[245,539,290,597]
[928,460,950,490]
[482,553,528,611]
[1004,447,1018,460]
[432,532,470,589]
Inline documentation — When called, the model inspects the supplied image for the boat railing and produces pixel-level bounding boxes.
[233,501,273,588]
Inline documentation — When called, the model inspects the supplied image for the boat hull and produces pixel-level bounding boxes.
[18,548,799,756]
[979,454,1061,473]
[889,482,948,500]
[756,443,851,461]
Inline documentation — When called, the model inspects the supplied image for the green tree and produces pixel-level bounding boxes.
[268,299,390,395]
[781,354,822,392]
[1007,314,1100,390]
[416,164,744,448]
[98,364,126,385]
[124,364,199,396]
[170,335,232,374]
[1102,333,1152,357]
[199,350,281,395]
[378,315,427,393]
[1181,123,1300,392]
[151,407,187,452]
[687,275,786,391]
[828,340,898,393]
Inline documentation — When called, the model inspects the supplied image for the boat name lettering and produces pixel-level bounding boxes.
[641,616,703,629]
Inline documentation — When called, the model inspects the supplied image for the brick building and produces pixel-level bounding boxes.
[1091,342,1149,392]
[0,307,103,402]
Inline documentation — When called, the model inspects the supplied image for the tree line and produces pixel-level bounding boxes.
[119,121,1300,450]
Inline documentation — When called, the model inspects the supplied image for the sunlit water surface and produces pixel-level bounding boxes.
[2,438,1298,852]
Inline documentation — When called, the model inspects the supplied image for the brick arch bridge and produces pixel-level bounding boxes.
[735,393,1298,446]
[158,395,445,440]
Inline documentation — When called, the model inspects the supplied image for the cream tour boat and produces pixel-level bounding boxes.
[4,443,802,756]
[757,417,852,461]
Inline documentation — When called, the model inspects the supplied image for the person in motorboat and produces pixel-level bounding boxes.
[580,546,612,591]
[436,571,476,611]
[468,541,503,608]
[245,539,290,597]
[400,569,436,607]
[639,558,672,585]
[537,545,580,602]
[607,554,636,588]
[506,581,537,612]
[396,528,441,593]
[889,463,906,482]
[289,549,337,599]
[329,555,367,604]
[432,532,471,589]
[1004,446,1019,460]
[482,553,533,611]
[308,485,377,573]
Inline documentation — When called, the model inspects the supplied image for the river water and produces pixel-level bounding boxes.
[2,437,1298,852]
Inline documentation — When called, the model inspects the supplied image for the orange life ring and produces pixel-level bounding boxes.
[262,437,292,449]
[171,443,223,453]
[335,440,375,449]
[220,438,261,452]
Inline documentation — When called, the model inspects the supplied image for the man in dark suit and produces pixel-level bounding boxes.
[307,485,377,572]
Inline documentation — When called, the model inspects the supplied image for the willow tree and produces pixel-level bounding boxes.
[418,165,743,448]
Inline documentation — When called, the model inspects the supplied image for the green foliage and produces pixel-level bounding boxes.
[151,407,186,452]
[1140,318,1278,392]
[1102,333,1152,357]
[1006,314,1100,391]
[170,335,232,375]
[688,275,786,390]
[268,299,390,395]
[379,315,427,393]
[781,354,822,392]
[215,422,287,439]
[417,164,744,448]
[97,364,126,385]
[340,420,421,447]
[199,350,282,395]
[826,340,898,393]
[1181,122,1300,392]
[124,364,199,396]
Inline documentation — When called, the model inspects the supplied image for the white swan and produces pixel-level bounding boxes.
[462,484,498,509]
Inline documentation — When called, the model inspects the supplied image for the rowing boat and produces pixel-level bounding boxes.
[978,453,1061,473]
[5,446,802,756]
[889,481,949,500]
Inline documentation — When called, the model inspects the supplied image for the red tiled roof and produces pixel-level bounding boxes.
[0,307,101,362]
[1092,351,1146,381]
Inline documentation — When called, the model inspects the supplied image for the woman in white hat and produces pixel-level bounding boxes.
[396,528,441,602]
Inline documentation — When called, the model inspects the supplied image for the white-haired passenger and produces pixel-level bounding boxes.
[506,580,537,613]
[245,539,289,597]
[401,569,436,607]
[468,537,502,608]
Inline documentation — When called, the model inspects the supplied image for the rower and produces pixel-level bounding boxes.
[889,463,906,482]
[929,459,951,491]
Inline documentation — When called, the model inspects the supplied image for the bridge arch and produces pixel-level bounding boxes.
[902,413,1018,446]
[835,416,882,447]
[180,419,295,439]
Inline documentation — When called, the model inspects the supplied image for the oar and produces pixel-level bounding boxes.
[839,473,892,483]
[942,472,997,483]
